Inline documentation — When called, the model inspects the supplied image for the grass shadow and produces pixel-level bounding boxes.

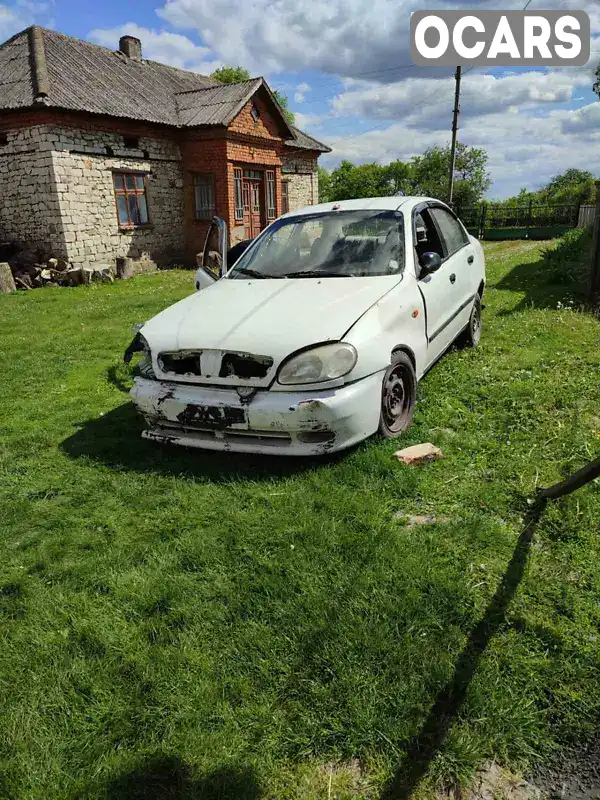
[94,755,261,799]
[381,499,547,799]
[60,402,340,484]
[494,257,587,316]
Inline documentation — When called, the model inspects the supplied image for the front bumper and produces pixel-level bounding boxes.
[130,373,383,456]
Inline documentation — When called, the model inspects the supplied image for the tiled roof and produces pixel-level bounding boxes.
[286,125,331,153]
[0,26,330,151]
[176,79,265,126]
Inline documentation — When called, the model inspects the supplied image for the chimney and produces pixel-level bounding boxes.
[119,35,142,60]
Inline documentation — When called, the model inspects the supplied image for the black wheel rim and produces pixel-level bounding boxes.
[382,364,412,433]
[471,302,481,343]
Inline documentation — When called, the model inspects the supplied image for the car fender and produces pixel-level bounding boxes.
[343,280,428,383]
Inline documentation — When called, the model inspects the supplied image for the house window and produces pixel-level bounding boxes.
[281,181,289,214]
[234,168,244,221]
[0,132,8,147]
[113,172,149,228]
[123,136,139,149]
[243,169,263,179]
[251,103,260,123]
[194,173,215,220]
[266,170,276,220]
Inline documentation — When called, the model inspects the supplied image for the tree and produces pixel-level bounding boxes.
[210,65,295,125]
[328,161,394,201]
[541,169,596,206]
[594,62,600,98]
[318,166,332,203]
[211,65,251,83]
[410,142,491,208]
[382,160,413,196]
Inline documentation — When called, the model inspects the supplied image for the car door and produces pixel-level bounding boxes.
[428,205,476,337]
[413,206,464,365]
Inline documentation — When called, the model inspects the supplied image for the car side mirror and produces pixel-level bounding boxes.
[199,216,228,278]
[420,251,442,275]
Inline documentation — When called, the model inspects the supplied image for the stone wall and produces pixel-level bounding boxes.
[281,151,319,211]
[0,126,67,256]
[0,124,184,267]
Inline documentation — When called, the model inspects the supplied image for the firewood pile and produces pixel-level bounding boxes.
[0,241,119,293]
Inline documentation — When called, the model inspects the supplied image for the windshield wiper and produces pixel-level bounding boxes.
[233,267,269,279]
[284,270,350,278]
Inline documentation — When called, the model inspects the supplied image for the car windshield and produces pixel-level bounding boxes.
[229,209,405,279]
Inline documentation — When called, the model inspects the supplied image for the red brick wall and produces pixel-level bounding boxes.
[229,92,285,140]
[0,108,178,141]
[181,132,229,261]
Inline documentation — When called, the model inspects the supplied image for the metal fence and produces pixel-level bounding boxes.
[456,203,580,240]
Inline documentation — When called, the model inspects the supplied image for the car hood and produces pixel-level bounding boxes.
[143,275,400,368]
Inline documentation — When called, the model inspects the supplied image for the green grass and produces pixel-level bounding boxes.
[1,241,600,799]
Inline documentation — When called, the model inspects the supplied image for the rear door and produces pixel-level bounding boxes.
[428,205,476,336]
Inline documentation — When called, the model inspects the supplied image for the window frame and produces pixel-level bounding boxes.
[234,167,244,222]
[112,171,150,230]
[281,180,289,215]
[412,202,468,264]
[428,205,470,259]
[193,172,216,222]
[265,170,276,221]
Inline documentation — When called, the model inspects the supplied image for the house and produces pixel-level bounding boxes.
[0,27,330,269]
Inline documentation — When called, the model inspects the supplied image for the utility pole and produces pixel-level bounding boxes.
[448,65,462,207]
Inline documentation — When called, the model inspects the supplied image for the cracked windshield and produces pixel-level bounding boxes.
[230,210,405,278]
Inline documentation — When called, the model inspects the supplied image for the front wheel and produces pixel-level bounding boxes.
[378,352,417,438]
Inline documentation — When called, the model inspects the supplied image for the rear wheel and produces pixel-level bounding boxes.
[378,352,417,438]
[460,294,482,348]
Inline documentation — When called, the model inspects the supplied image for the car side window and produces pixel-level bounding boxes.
[414,209,444,278]
[430,208,469,258]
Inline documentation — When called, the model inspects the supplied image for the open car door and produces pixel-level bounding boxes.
[195,216,228,291]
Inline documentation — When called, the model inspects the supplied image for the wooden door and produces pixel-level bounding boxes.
[242,177,264,239]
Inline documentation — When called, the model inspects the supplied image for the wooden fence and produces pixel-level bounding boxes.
[578,205,595,228]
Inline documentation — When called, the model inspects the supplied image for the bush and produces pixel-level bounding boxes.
[542,227,592,287]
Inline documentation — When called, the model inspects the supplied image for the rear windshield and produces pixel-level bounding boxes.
[229,209,405,279]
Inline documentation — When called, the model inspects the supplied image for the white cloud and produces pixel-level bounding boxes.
[88,23,221,73]
[323,100,600,198]
[297,82,311,93]
[293,111,324,129]
[331,70,591,130]
[155,0,600,79]
[0,0,50,40]
[294,91,305,103]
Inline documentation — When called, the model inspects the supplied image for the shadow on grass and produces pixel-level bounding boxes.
[381,499,546,799]
[60,402,338,483]
[494,257,586,316]
[97,755,260,799]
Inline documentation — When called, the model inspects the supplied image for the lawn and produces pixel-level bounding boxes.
[1,240,599,799]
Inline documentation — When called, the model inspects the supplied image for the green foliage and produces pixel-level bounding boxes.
[210,65,251,83]
[410,142,491,207]
[328,160,393,201]
[325,143,491,205]
[317,165,332,203]
[211,65,295,125]
[496,169,596,209]
[1,245,600,796]
[542,226,592,287]
[594,61,600,98]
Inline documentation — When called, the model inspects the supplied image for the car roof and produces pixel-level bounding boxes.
[279,196,445,219]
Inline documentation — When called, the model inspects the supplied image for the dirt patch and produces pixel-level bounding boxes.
[440,763,542,800]
[532,734,600,800]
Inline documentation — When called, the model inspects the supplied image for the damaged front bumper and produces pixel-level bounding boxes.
[130,374,383,456]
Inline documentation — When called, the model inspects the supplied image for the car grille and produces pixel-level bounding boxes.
[158,350,273,381]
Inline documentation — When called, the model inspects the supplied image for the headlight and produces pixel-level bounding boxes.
[277,343,357,385]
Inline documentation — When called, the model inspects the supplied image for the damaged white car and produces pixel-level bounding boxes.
[126,197,485,456]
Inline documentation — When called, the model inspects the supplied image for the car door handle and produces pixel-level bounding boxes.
[449,273,456,284]
[467,255,474,264]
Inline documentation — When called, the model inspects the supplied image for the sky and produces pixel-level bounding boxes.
[1,0,600,198]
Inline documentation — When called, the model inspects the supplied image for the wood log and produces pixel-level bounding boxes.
[116,257,134,279]
[0,262,16,293]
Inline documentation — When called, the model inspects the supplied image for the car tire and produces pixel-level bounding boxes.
[378,351,417,438]
[459,294,482,348]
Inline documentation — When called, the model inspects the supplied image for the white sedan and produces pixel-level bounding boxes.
[125,197,485,456]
